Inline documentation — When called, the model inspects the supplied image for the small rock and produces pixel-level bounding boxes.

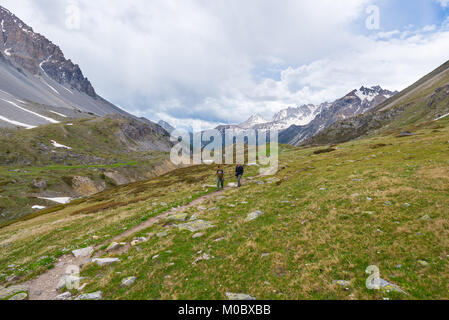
[166,213,189,222]
[106,242,122,252]
[193,253,211,265]
[245,211,264,222]
[421,215,431,221]
[152,255,159,260]
[366,197,373,201]
[121,276,137,288]
[418,260,429,267]
[92,258,121,266]
[384,201,392,206]
[76,291,102,300]
[192,233,204,239]
[157,231,168,238]
[226,292,256,300]
[55,292,72,300]
[190,213,200,221]
[178,220,215,232]
[402,203,411,208]
[72,247,94,258]
[8,292,28,300]
[6,275,19,282]
[0,285,29,299]
[333,280,351,287]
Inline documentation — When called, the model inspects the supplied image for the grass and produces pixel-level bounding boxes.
[0,121,449,300]
[0,116,173,224]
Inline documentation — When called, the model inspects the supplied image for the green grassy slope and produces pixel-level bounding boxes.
[1,118,448,300]
[0,116,173,224]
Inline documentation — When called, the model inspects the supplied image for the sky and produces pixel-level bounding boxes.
[1,0,449,130]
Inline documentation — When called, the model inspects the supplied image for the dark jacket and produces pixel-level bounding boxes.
[235,165,244,177]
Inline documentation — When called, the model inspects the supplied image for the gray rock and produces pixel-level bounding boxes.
[32,179,47,189]
[166,213,189,222]
[418,260,430,267]
[106,242,122,252]
[72,247,94,258]
[120,276,137,288]
[8,292,28,300]
[378,279,407,294]
[226,292,256,300]
[55,292,72,300]
[192,233,204,239]
[421,215,431,221]
[157,231,168,238]
[76,291,102,300]
[92,258,121,266]
[0,285,29,299]
[245,211,264,222]
[178,220,215,232]
[193,253,211,265]
[333,280,351,287]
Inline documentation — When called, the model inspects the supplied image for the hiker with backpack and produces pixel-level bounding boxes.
[216,166,225,191]
[235,164,244,187]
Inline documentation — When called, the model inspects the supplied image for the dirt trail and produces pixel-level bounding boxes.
[24,186,234,300]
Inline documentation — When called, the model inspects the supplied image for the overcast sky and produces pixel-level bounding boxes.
[1,0,449,130]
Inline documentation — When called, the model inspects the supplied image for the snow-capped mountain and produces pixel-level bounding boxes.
[0,5,133,129]
[238,114,268,129]
[280,86,398,145]
[215,85,397,146]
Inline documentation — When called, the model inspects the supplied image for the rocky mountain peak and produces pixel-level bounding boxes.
[0,5,96,97]
[239,114,268,129]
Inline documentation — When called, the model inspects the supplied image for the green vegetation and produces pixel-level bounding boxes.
[1,117,448,299]
[0,116,172,224]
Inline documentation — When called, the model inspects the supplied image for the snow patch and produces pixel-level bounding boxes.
[32,205,46,210]
[38,197,72,204]
[0,98,59,124]
[0,115,36,129]
[51,140,72,150]
[49,110,68,118]
[434,113,449,121]
[4,48,11,56]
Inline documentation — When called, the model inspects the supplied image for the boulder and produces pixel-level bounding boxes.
[178,220,215,233]
[245,211,264,222]
[55,292,72,300]
[76,291,102,300]
[72,247,94,258]
[226,292,256,300]
[106,242,122,252]
[92,258,121,266]
[121,276,137,288]
[166,213,189,222]
[8,292,28,300]
[0,285,29,299]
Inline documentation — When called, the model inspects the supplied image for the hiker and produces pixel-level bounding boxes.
[216,166,225,191]
[235,164,244,187]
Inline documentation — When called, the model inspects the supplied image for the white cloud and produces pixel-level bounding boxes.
[437,0,449,8]
[1,0,449,128]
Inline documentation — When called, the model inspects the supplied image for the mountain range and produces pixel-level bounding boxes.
[212,85,398,145]
[0,6,137,129]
